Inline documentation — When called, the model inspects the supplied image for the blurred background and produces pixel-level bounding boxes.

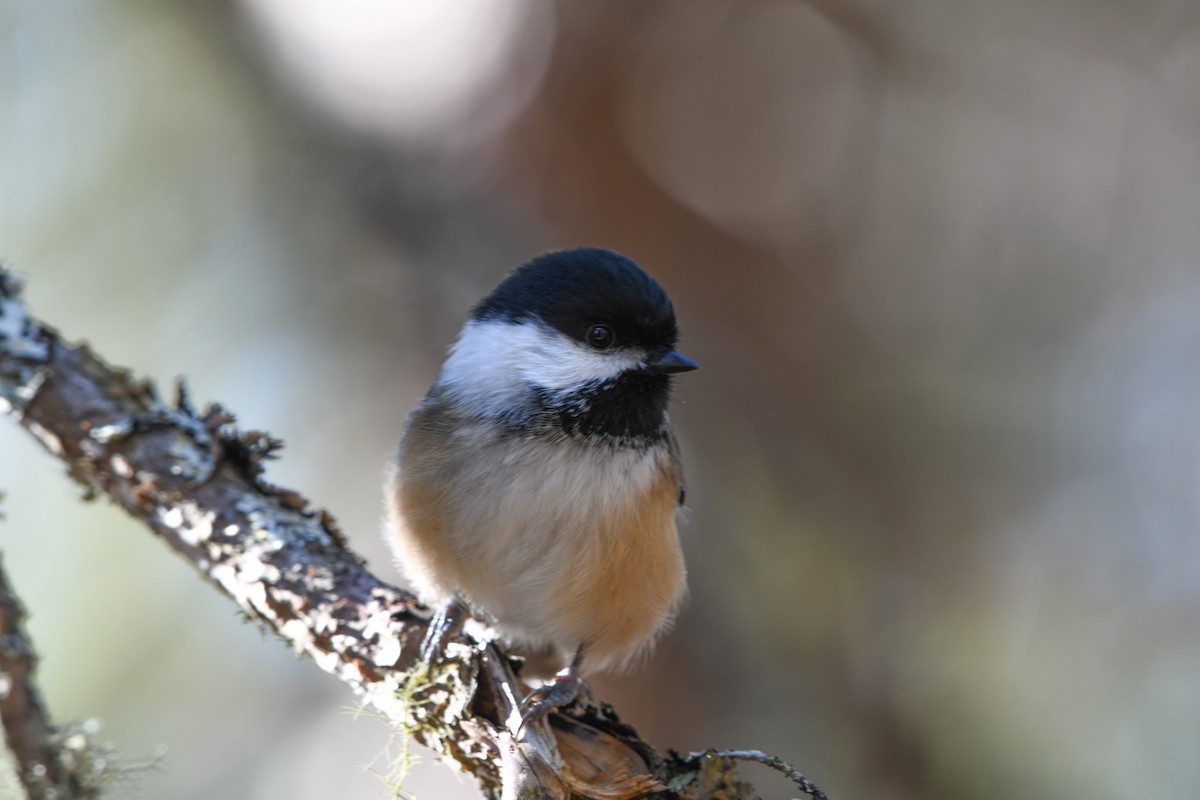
[3,1,1200,798]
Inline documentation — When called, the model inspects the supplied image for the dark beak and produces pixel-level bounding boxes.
[647,350,699,374]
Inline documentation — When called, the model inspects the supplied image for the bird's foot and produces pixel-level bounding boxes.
[419,596,467,665]
[519,664,592,729]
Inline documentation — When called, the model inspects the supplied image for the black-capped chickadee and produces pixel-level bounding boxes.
[385,247,696,713]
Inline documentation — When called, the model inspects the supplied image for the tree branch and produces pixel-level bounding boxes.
[0,550,62,798]
[0,551,117,798]
[0,267,825,799]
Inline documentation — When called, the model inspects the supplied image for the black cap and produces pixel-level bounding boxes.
[472,248,681,354]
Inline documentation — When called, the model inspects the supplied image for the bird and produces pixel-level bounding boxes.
[384,247,697,715]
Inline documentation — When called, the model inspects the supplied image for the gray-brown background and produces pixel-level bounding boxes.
[3,2,1198,798]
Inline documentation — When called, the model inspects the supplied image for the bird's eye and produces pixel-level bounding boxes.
[586,324,615,350]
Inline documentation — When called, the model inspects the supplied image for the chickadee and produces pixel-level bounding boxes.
[384,247,696,712]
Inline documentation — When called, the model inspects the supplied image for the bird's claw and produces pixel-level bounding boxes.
[518,668,592,731]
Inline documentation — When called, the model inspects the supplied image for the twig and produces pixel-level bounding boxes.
[0,552,58,797]
[0,553,111,799]
[689,749,827,800]
[0,266,825,799]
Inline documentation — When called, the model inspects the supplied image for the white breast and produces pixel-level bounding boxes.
[388,417,686,674]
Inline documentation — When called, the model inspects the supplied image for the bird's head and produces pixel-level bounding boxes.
[438,248,697,440]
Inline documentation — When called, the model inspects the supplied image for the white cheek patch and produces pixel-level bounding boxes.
[439,319,644,415]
